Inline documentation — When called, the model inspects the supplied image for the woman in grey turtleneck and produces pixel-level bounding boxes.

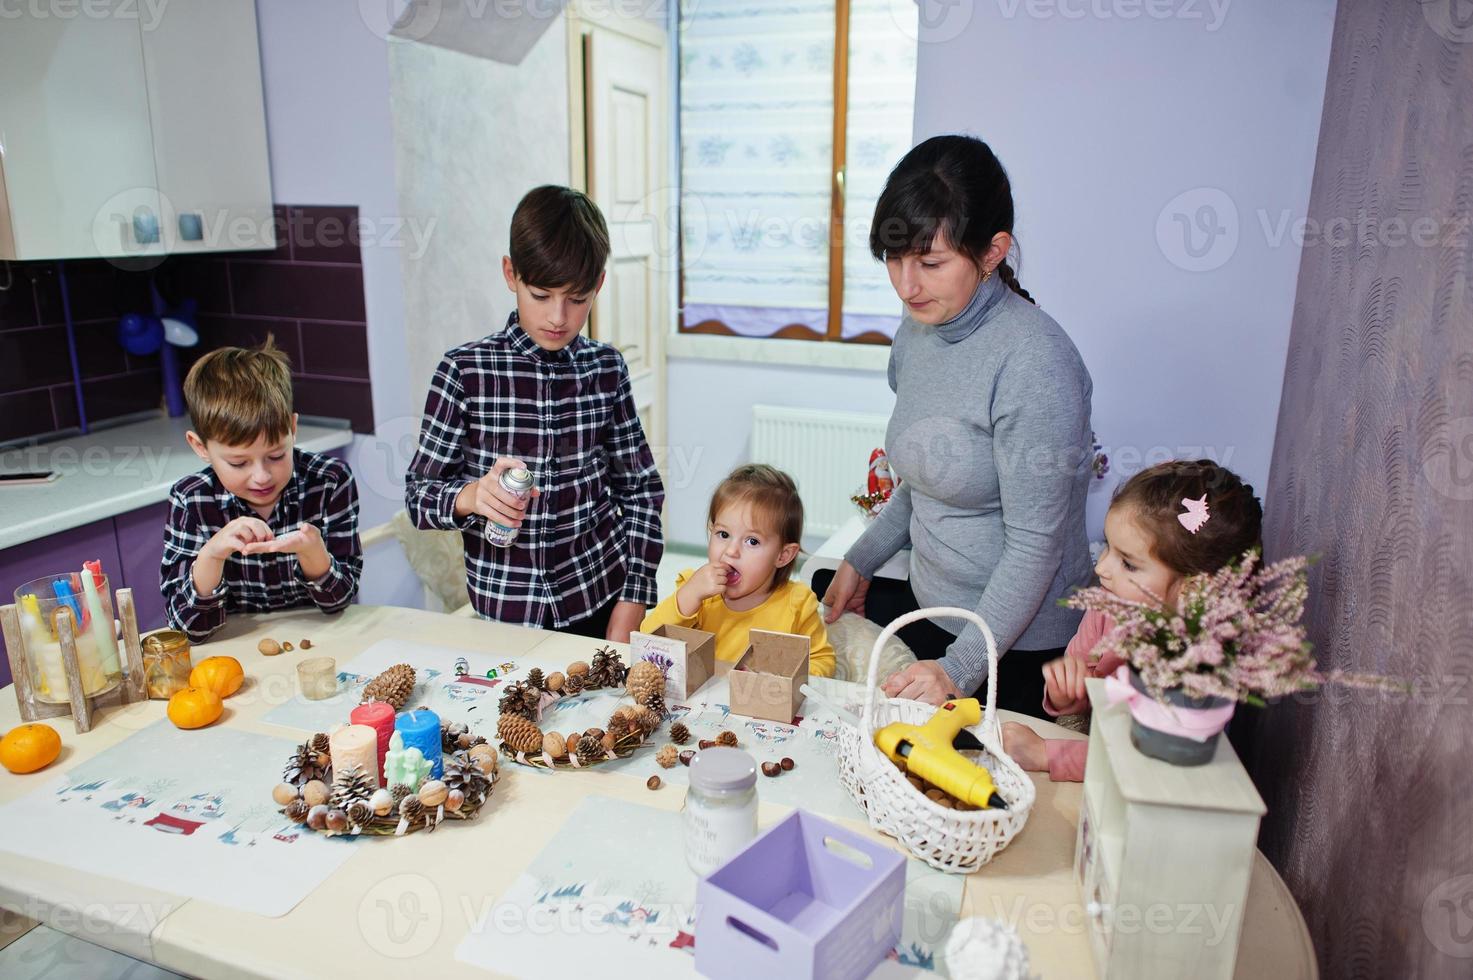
[817,135,1094,717]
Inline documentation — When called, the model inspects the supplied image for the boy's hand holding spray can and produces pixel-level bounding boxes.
[480,461,538,547]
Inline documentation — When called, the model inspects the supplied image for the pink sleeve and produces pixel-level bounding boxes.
[1045,738,1088,782]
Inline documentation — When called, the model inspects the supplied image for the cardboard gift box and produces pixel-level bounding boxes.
[725,629,809,723]
[694,809,905,980]
[629,624,717,700]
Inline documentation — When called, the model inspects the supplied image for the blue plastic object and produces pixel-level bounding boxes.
[117,313,165,356]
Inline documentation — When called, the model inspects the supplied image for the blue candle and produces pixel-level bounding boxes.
[395,708,442,779]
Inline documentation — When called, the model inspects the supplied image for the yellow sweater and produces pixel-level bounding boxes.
[640,570,836,678]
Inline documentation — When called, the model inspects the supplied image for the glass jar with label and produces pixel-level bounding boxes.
[684,747,758,876]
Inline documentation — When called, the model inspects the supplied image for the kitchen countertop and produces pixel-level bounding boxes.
[0,415,353,550]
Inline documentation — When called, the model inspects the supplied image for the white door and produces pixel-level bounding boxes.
[571,9,670,504]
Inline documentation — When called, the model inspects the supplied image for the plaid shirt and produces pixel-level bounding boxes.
[161,448,362,642]
[405,315,665,627]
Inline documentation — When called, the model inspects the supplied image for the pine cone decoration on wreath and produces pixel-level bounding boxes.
[632,705,661,738]
[626,660,665,706]
[361,664,416,710]
[442,721,470,754]
[563,671,586,695]
[443,754,492,806]
[588,646,627,689]
[606,713,637,744]
[346,800,373,828]
[331,764,375,808]
[525,667,545,691]
[498,681,539,720]
[669,721,691,745]
[498,713,544,754]
[643,692,666,719]
[575,732,606,762]
[399,796,424,822]
[390,783,413,806]
[283,743,329,786]
[309,732,331,756]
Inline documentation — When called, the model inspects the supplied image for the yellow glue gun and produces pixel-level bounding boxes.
[874,698,1008,810]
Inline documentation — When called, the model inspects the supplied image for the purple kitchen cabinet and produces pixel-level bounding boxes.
[0,518,125,689]
[114,501,169,634]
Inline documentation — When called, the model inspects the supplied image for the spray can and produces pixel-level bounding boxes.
[484,467,536,547]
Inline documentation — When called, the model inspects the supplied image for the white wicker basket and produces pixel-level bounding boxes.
[837,607,1035,873]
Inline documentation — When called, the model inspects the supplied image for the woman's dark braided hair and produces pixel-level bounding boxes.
[1111,460,1264,576]
[868,134,1035,304]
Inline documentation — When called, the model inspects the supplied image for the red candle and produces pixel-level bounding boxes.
[350,701,396,784]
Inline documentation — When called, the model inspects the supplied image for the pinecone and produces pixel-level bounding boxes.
[498,713,544,754]
[498,681,538,720]
[283,744,328,786]
[563,672,586,695]
[309,732,330,755]
[346,800,373,827]
[716,730,739,748]
[575,732,605,762]
[632,705,660,737]
[644,692,666,718]
[399,796,424,821]
[669,721,690,745]
[443,754,492,806]
[331,764,375,808]
[362,664,416,710]
[441,721,470,754]
[389,783,413,806]
[285,798,310,823]
[626,660,665,705]
[656,744,679,769]
[525,667,545,691]
[607,713,636,744]
[588,647,628,689]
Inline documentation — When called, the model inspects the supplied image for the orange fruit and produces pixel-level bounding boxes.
[189,656,244,699]
[167,687,224,729]
[0,723,62,774]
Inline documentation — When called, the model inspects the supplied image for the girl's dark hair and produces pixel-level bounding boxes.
[709,464,804,588]
[1111,460,1264,577]
[868,134,1034,304]
[509,185,609,294]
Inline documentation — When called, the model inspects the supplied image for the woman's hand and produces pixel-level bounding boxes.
[881,660,962,706]
[1042,655,1090,714]
[1002,721,1048,772]
[821,560,870,623]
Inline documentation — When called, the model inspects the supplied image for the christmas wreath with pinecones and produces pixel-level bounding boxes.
[498,646,669,770]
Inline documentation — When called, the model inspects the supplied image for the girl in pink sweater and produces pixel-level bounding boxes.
[1002,460,1263,781]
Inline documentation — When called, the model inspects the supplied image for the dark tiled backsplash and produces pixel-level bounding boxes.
[0,205,374,444]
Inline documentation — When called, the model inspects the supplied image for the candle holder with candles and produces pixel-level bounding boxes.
[1,570,147,733]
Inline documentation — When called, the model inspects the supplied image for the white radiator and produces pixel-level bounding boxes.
[750,405,890,541]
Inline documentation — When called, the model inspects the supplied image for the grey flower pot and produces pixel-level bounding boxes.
[1127,668,1233,767]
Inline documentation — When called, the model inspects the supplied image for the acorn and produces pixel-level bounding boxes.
[699,739,716,750]
[282,641,295,653]
[602,732,617,755]
[646,775,662,791]
[761,762,782,777]
[546,671,566,693]
[418,780,448,808]
[258,638,282,656]
[302,779,330,807]
[543,732,567,759]
[446,789,465,812]
[326,808,348,832]
[369,788,395,817]
[300,639,313,650]
[781,757,795,770]
[679,750,694,766]
[272,782,299,806]
[565,732,581,750]
[306,804,330,831]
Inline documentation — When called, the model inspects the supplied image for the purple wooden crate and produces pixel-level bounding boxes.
[695,809,905,980]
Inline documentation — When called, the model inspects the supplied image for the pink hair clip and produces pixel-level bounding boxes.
[1178,495,1210,534]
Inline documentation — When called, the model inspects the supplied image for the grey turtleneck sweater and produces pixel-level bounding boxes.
[846,273,1094,695]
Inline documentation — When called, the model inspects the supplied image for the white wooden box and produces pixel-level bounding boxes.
[1076,678,1266,980]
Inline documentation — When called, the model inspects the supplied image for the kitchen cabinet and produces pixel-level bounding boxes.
[0,0,274,261]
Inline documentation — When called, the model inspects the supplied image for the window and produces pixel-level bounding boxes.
[677,0,918,345]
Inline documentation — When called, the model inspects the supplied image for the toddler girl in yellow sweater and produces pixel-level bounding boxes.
[641,464,835,678]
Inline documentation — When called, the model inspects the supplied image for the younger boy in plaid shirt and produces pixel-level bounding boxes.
[405,185,665,641]
[161,338,362,641]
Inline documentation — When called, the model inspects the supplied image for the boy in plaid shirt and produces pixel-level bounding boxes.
[161,338,362,641]
[405,185,665,641]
